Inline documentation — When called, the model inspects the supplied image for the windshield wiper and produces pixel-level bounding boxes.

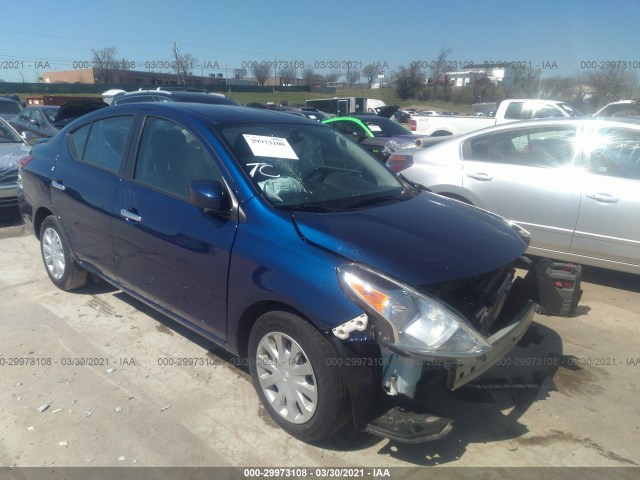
[338,193,408,210]
[288,203,338,213]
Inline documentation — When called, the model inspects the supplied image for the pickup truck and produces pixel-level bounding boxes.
[410,99,582,136]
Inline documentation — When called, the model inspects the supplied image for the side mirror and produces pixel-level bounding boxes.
[188,180,231,216]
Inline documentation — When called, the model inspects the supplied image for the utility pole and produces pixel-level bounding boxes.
[172,41,183,85]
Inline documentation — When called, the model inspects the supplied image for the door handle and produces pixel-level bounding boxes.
[467,172,493,181]
[120,209,142,222]
[51,180,66,192]
[585,193,619,203]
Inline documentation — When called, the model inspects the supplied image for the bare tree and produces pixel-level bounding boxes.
[279,65,296,86]
[252,62,272,86]
[176,53,197,80]
[585,68,638,105]
[362,64,381,87]
[346,68,360,85]
[429,47,452,98]
[233,68,247,79]
[302,67,317,86]
[91,47,118,83]
[325,70,341,83]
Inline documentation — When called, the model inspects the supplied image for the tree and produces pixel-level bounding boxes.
[429,47,452,98]
[585,68,638,107]
[280,65,296,86]
[346,68,360,85]
[91,47,118,83]
[325,70,341,83]
[252,62,272,86]
[171,42,197,84]
[303,67,317,86]
[362,64,381,88]
[233,68,247,79]
[176,53,197,81]
[505,66,543,98]
[395,63,427,100]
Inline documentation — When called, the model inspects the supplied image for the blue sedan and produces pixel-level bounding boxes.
[18,103,537,443]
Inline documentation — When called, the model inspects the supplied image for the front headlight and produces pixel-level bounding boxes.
[337,264,490,358]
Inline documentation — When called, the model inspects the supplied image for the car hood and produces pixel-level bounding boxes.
[54,100,108,128]
[373,105,400,118]
[0,142,30,185]
[292,192,527,286]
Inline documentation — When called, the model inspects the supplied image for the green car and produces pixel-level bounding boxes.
[322,114,418,162]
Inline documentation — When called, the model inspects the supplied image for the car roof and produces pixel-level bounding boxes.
[428,117,640,145]
[25,105,59,109]
[115,90,238,104]
[68,102,319,127]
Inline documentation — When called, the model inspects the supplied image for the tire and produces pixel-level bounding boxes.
[248,311,351,443]
[40,216,88,291]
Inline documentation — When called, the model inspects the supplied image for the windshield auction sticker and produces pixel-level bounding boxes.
[242,134,299,160]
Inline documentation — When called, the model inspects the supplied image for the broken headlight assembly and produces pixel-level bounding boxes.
[337,263,490,358]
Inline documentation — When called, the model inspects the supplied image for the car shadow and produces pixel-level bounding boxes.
[579,265,640,293]
[0,206,24,231]
[321,321,567,465]
[110,290,251,377]
[92,288,575,464]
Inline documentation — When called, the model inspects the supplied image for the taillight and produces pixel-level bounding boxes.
[385,154,413,173]
[410,120,417,131]
[19,155,33,169]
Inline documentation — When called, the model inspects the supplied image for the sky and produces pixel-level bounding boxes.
[1,0,639,83]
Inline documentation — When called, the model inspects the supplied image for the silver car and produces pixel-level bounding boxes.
[388,118,640,275]
[0,118,30,208]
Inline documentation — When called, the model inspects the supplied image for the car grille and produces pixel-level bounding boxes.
[421,263,519,336]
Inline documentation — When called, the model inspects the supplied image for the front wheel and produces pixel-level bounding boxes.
[40,216,88,291]
[248,311,351,442]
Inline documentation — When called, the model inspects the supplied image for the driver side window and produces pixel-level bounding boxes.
[134,117,223,199]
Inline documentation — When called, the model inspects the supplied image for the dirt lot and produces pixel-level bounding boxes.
[0,207,639,477]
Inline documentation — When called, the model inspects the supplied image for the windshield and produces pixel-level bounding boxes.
[361,117,412,137]
[42,107,59,123]
[558,103,583,117]
[217,123,415,210]
[0,119,23,143]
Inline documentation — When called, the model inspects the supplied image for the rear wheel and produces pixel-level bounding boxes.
[248,311,350,442]
[40,216,88,291]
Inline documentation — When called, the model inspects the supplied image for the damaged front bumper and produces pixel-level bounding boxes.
[447,299,536,389]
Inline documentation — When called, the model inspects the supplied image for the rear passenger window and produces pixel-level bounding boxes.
[585,128,640,180]
[69,116,133,173]
[69,124,91,159]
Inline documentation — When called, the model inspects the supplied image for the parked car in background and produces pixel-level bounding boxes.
[0,97,23,120]
[274,106,331,122]
[410,99,582,136]
[593,100,640,118]
[9,100,108,144]
[112,88,239,106]
[19,102,539,444]
[388,118,640,275]
[392,110,412,123]
[10,106,60,141]
[0,118,30,208]
[323,114,422,162]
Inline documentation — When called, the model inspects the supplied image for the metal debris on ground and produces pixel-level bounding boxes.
[160,404,171,412]
[38,402,51,413]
